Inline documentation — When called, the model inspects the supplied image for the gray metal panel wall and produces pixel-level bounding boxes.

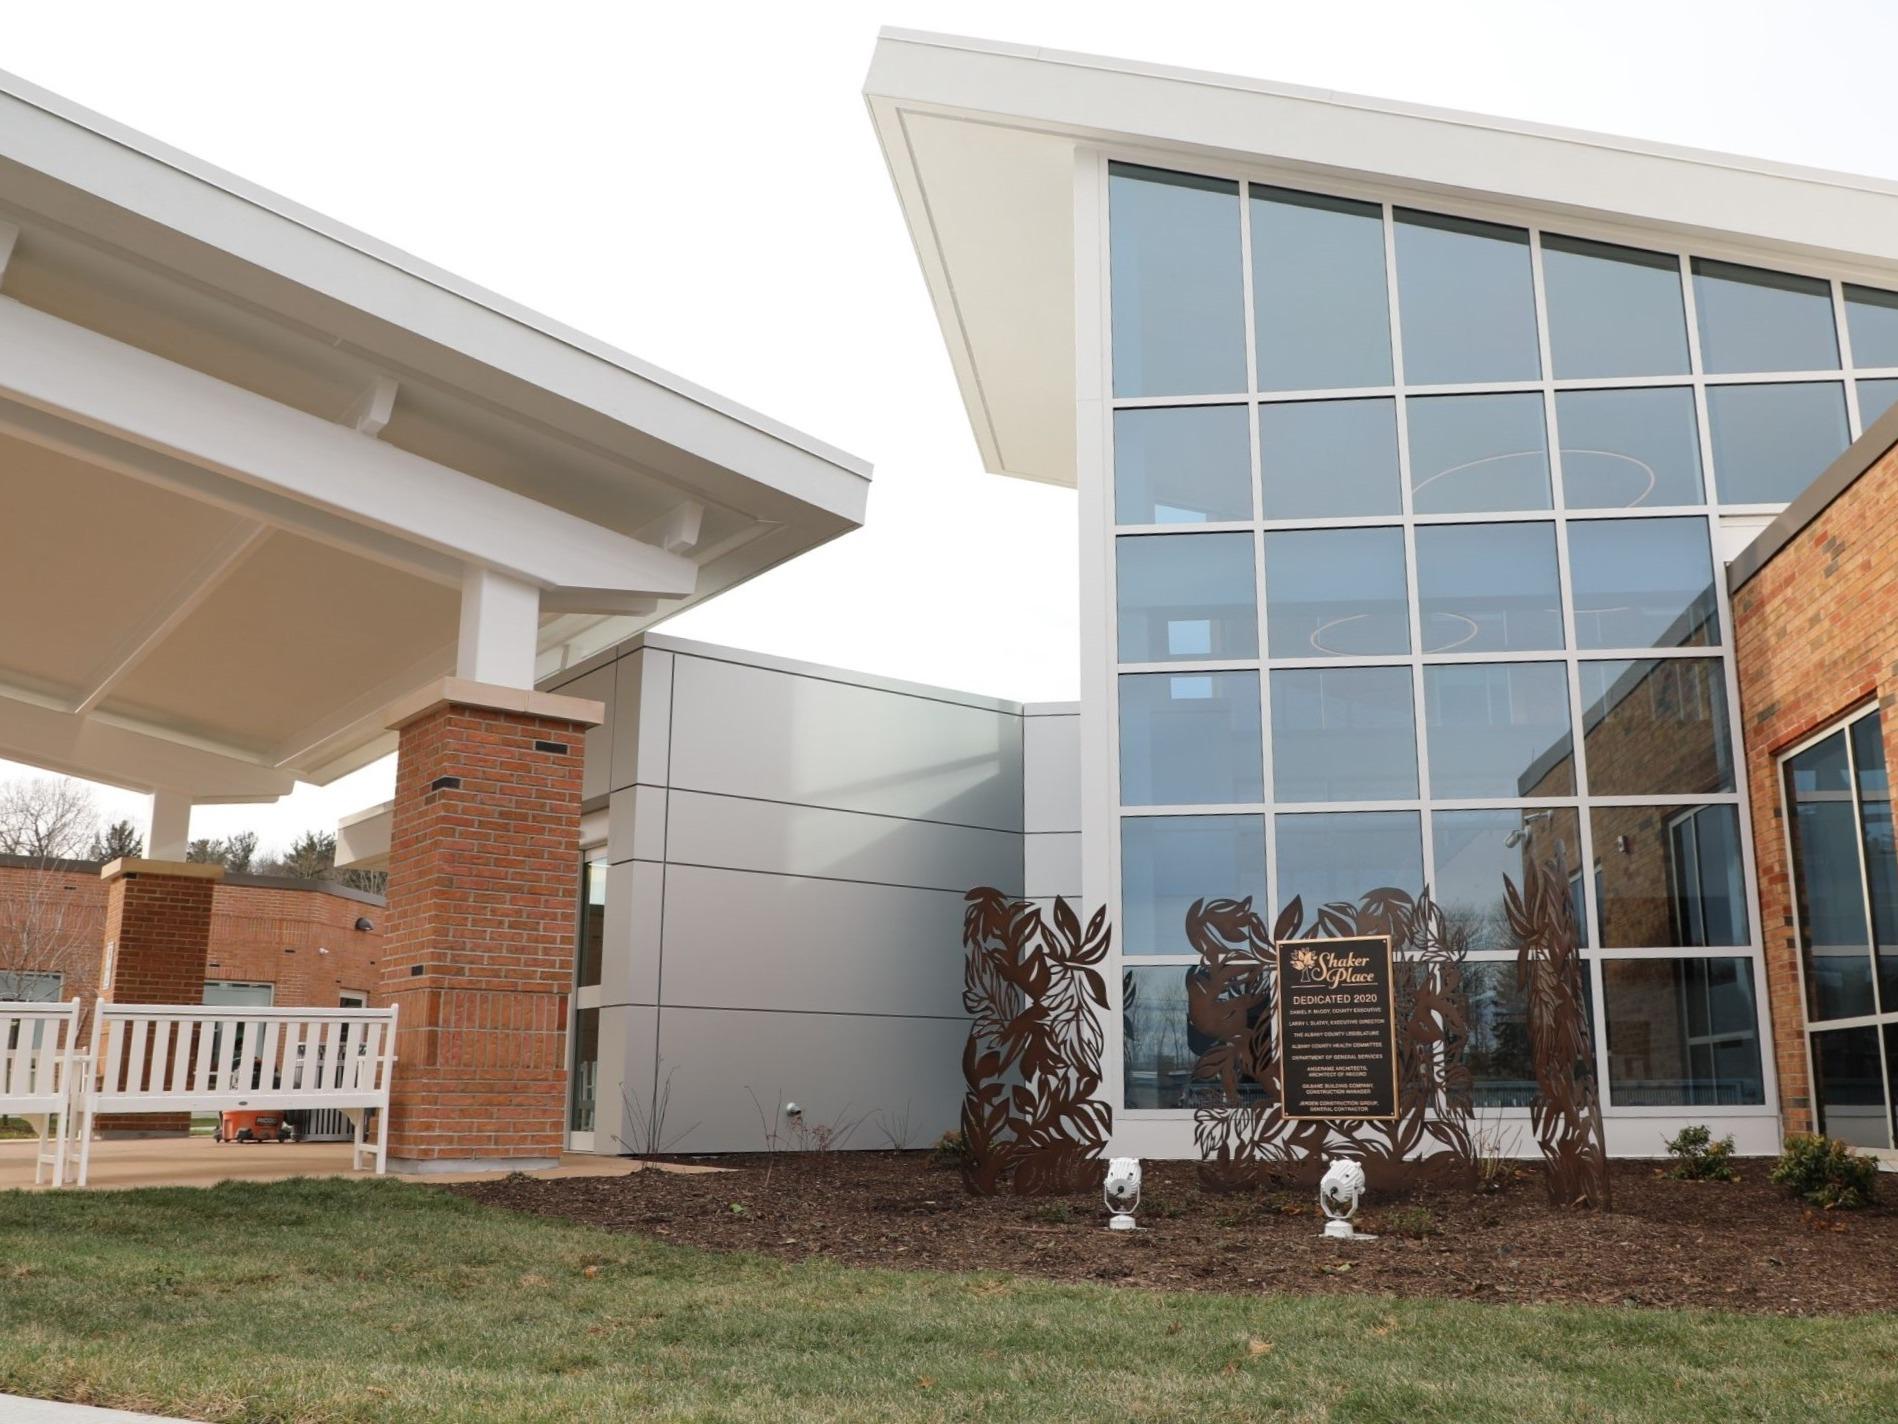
[587,640,1051,1154]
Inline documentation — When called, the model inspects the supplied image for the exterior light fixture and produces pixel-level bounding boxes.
[1103,1156,1141,1230]
[1319,1157,1374,1240]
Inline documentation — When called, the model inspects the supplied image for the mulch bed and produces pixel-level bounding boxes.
[448,1152,1898,1316]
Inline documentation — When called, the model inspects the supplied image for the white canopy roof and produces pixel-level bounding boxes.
[865,28,1898,488]
[0,68,870,801]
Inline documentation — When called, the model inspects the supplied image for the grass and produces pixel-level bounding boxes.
[0,1180,1896,1422]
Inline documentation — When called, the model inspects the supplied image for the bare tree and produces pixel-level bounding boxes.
[0,777,104,1001]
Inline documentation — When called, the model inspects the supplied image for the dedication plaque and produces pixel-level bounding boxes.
[1275,935,1399,1121]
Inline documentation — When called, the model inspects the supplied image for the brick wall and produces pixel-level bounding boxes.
[204,882,382,1006]
[0,863,381,1010]
[1733,433,1898,1134]
[380,700,588,1167]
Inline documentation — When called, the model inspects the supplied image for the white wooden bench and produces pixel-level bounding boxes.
[78,1003,398,1186]
[1,999,84,1186]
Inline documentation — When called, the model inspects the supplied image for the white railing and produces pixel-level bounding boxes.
[79,1003,398,1185]
[1,998,84,1186]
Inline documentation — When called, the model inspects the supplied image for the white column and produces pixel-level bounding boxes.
[456,565,541,689]
[147,788,192,862]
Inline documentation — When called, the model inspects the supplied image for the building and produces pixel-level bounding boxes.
[9,31,1898,1171]
[0,855,382,1013]
[0,62,868,1171]
[865,30,1898,1159]
[1731,403,1898,1151]
[337,633,1079,1154]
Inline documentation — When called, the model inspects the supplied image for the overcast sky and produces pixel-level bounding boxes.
[6,0,1897,853]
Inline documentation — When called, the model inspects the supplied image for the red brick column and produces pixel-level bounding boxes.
[95,859,222,1135]
[379,682,601,1171]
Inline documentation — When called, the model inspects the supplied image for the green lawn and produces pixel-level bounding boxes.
[0,1179,1893,1423]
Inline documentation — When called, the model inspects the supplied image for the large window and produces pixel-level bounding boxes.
[1783,707,1898,1148]
[1105,159,1894,1121]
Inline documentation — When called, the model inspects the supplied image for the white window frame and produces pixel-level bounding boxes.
[1777,702,1898,1158]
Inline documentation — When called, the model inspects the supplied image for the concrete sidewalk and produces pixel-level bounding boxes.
[0,1135,724,1191]
[0,1396,199,1422]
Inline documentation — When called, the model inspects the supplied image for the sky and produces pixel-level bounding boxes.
[4,0,1897,854]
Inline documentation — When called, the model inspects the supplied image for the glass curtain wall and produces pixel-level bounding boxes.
[1783,706,1898,1149]
[1104,161,1897,1119]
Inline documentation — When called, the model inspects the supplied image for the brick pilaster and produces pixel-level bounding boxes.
[379,686,599,1170]
[1733,434,1898,1139]
[96,859,221,1134]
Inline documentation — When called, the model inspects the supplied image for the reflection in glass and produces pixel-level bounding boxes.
[1845,283,1898,369]
[1567,517,1717,650]
[1116,533,1258,663]
[1275,811,1423,915]
[1791,725,1882,1025]
[1591,804,1747,948]
[1123,966,1266,1108]
[1109,164,1246,397]
[1406,392,1551,514]
[1692,258,1840,374]
[1263,527,1410,658]
[1579,659,1734,796]
[570,1006,599,1133]
[1114,405,1253,524]
[1540,234,1690,378]
[1258,399,1400,519]
[1602,958,1764,1106]
[1786,727,1877,1022]
[1705,382,1851,505]
[1556,387,1704,509]
[1463,960,1594,1107]
[1123,966,1197,1109]
[1851,715,1898,1010]
[1860,378,1898,429]
[1270,666,1418,802]
[578,858,606,989]
[1120,815,1267,957]
[1812,1026,1888,1150]
[1394,210,1540,384]
[1251,187,1392,391]
[1433,808,1585,953]
[1423,662,1574,799]
[1414,522,1563,653]
[1119,671,1264,806]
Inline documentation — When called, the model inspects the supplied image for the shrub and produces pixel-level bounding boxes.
[1665,1125,1736,1182]
[1381,1205,1438,1239]
[1771,1133,1879,1210]
[931,1129,968,1166]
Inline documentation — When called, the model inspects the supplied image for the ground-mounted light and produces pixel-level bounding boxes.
[1319,1157,1375,1240]
[1103,1156,1141,1231]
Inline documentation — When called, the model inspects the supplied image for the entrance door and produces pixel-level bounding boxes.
[569,852,606,1152]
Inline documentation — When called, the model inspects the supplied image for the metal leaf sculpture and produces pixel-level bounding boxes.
[959,888,1112,1196]
[1504,858,1611,1209]
[1188,887,1478,1193]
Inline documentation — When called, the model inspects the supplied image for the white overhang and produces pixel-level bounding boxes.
[0,68,871,800]
[865,28,1898,487]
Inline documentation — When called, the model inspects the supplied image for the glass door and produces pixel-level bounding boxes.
[568,852,606,1152]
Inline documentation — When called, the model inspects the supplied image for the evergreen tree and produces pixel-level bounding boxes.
[88,819,143,862]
